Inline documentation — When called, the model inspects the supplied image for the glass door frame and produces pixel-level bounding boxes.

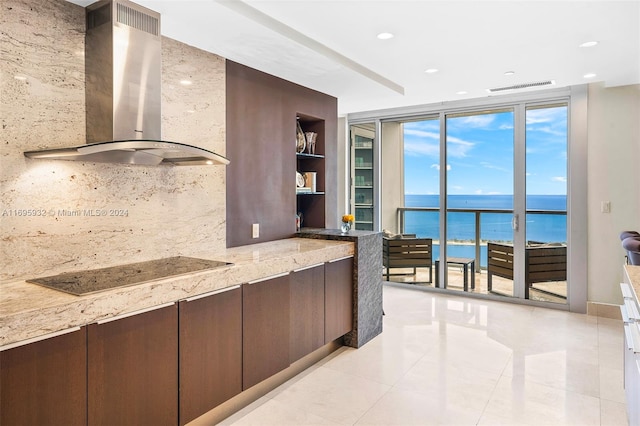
[440,102,567,300]
[438,106,526,297]
[348,85,588,312]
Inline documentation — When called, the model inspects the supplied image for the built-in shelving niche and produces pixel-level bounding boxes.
[296,114,325,229]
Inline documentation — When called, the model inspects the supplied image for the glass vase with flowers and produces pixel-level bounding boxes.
[341,214,354,233]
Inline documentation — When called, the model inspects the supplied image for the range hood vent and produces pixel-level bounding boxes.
[113,2,158,35]
[24,0,228,166]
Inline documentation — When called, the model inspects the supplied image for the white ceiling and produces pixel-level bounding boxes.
[68,0,640,116]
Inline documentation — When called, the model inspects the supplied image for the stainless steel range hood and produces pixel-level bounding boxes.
[24,0,229,166]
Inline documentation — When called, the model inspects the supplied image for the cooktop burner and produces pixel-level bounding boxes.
[27,256,233,296]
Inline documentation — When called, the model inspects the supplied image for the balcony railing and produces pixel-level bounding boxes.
[397,207,567,272]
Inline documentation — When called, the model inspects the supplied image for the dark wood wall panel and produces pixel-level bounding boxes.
[226,61,337,247]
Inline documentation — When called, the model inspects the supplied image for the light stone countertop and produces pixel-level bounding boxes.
[0,238,354,348]
[626,264,640,297]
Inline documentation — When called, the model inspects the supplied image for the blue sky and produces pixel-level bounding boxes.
[403,106,567,196]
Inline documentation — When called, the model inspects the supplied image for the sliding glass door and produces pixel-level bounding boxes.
[524,104,568,303]
[444,109,516,296]
[392,101,568,304]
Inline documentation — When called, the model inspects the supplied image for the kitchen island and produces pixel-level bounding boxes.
[622,264,640,425]
[297,227,383,348]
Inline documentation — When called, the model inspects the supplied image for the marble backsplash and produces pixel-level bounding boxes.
[0,0,227,281]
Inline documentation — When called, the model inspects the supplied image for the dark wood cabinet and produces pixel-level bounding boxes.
[290,264,325,363]
[87,304,178,426]
[178,286,242,425]
[325,257,354,343]
[242,273,291,389]
[1,328,87,426]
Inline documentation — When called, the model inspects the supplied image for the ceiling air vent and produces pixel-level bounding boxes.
[487,80,555,93]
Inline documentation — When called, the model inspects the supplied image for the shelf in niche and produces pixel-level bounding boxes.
[296,192,325,196]
[296,153,325,159]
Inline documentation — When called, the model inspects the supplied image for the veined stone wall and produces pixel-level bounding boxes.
[0,0,226,281]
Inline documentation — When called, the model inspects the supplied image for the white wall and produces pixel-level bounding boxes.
[381,122,404,232]
[1,0,227,282]
[587,83,640,304]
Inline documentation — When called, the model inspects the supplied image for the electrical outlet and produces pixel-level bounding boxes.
[601,201,611,213]
[252,223,259,238]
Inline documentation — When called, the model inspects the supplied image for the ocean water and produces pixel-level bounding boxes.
[404,194,567,266]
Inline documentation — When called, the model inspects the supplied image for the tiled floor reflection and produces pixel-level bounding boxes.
[221,285,627,426]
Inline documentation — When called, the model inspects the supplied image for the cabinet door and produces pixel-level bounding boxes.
[325,257,354,343]
[1,328,87,426]
[179,287,242,425]
[290,264,325,363]
[88,304,178,426]
[243,273,290,389]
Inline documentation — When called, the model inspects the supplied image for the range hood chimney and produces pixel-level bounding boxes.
[24,0,229,166]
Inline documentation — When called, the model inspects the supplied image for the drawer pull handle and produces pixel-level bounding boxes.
[97,302,175,324]
[621,283,635,299]
[184,285,240,302]
[293,263,324,273]
[329,256,354,263]
[247,272,289,284]
[1,326,81,352]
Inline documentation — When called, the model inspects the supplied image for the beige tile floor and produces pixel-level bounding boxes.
[220,285,627,426]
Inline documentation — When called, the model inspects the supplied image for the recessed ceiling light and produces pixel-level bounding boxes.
[424,68,439,74]
[504,71,515,76]
[580,41,598,48]
[456,91,468,95]
[180,79,192,86]
[583,73,597,79]
[377,32,394,40]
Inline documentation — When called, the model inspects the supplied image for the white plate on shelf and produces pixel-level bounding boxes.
[296,171,305,188]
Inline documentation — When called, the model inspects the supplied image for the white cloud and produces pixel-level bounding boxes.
[430,164,451,171]
[445,136,474,157]
[459,115,495,128]
[526,107,566,125]
[526,125,566,137]
[480,161,510,172]
[404,129,439,139]
[404,141,439,157]
[551,176,567,182]
[475,189,502,195]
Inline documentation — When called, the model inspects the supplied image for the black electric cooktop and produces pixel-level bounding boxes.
[27,256,233,296]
